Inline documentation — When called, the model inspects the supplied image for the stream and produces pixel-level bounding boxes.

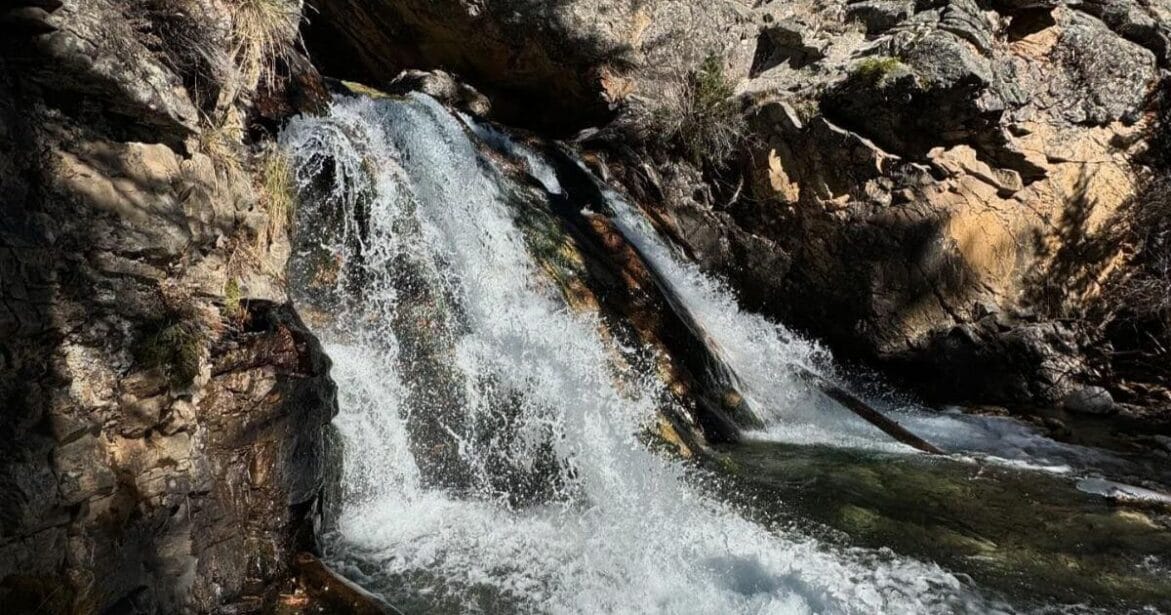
[280,92,1171,614]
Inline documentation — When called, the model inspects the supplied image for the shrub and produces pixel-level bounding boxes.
[138,319,204,388]
[1113,174,1171,321]
[1086,86,1171,403]
[646,55,746,170]
[224,277,244,321]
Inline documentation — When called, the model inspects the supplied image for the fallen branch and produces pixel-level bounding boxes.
[797,369,945,455]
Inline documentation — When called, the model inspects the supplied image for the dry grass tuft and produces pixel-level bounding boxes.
[260,148,297,246]
[230,0,302,92]
[137,0,233,113]
[197,112,247,185]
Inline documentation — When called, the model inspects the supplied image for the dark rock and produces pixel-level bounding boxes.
[1064,385,1118,415]
[1076,0,1171,65]
[846,0,916,34]
[302,0,756,132]
[1050,19,1158,125]
[823,28,1005,159]
[253,51,331,128]
[14,0,202,145]
[386,69,492,117]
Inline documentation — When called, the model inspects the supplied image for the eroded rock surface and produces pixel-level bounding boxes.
[618,0,1166,411]
[304,0,759,131]
[0,0,337,612]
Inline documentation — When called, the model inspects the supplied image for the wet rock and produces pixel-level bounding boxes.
[386,69,492,117]
[1064,386,1118,415]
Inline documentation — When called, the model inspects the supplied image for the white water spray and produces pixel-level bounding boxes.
[281,94,1006,614]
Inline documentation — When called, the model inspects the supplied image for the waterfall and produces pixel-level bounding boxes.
[279,94,1004,613]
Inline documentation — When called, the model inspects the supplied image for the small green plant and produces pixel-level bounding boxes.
[138,319,204,389]
[224,277,243,321]
[261,149,297,244]
[852,56,904,83]
[648,55,746,169]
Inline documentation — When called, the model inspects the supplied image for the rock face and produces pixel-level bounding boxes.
[304,0,759,131]
[725,0,1165,408]
[0,1,337,612]
[621,0,1166,410]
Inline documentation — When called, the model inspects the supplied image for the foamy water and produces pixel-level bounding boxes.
[280,94,1009,613]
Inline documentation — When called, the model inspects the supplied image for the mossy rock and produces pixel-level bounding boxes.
[850,56,907,85]
[137,319,203,388]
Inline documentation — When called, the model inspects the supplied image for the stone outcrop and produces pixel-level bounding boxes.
[728,0,1165,410]
[610,0,1166,412]
[303,0,760,131]
[0,0,337,612]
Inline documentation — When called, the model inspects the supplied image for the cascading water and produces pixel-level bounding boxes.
[593,184,1130,471]
[279,93,1012,613]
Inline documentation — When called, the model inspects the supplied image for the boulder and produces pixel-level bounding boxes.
[1063,385,1117,415]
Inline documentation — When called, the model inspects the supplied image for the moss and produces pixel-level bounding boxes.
[224,277,243,320]
[715,454,740,475]
[138,319,204,388]
[340,80,397,99]
[851,56,904,83]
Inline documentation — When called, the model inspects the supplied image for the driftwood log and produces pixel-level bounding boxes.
[796,369,945,455]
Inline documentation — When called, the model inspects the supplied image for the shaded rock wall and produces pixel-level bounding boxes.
[303,0,758,132]
[0,1,337,612]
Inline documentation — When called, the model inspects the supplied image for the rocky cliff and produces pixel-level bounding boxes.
[302,0,1170,421]
[0,0,1168,610]
[0,1,338,612]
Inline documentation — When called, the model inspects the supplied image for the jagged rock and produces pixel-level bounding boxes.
[0,0,339,612]
[629,0,1161,407]
[1050,18,1158,125]
[16,0,202,144]
[304,0,758,130]
[1076,0,1171,64]
[846,0,916,34]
